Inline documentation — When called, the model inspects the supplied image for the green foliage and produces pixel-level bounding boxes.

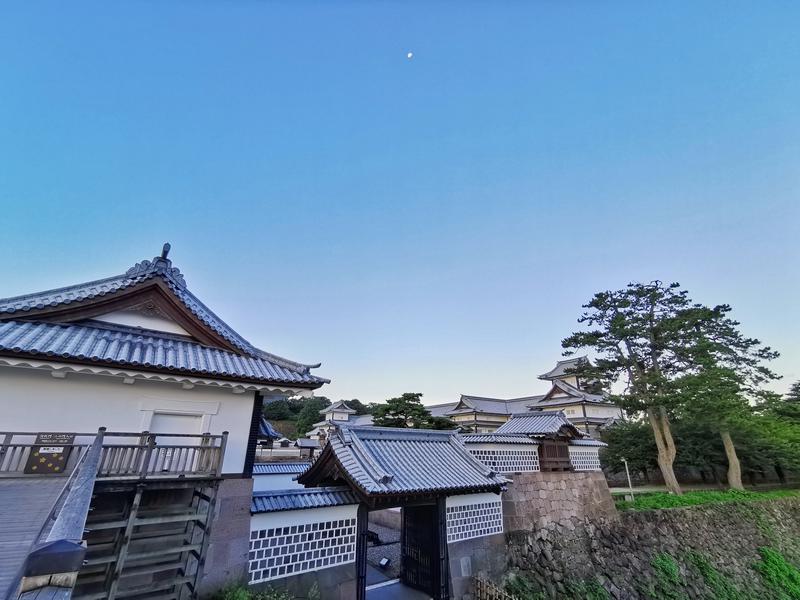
[211,585,295,600]
[600,419,658,475]
[370,392,455,429]
[685,550,751,600]
[504,573,546,599]
[504,573,609,599]
[344,399,372,415]
[755,548,800,600]
[787,381,800,404]
[263,399,294,421]
[294,396,331,435]
[646,553,685,600]
[615,489,799,511]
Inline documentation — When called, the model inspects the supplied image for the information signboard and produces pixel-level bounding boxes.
[23,432,76,474]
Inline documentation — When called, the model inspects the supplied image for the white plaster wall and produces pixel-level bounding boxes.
[445,492,502,508]
[0,365,253,474]
[250,504,359,532]
[93,309,192,336]
[585,404,623,419]
[252,473,303,492]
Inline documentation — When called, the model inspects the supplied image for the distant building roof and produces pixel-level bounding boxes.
[295,438,320,449]
[320,400,356,415]
[258,418,283,439]
[251,487,357,514]
[446,394,544,417]
[253,463,310,475]
[0,248,329,389]
[538,356,589,381]
[532,380,609,406]
[312,413,373,428]
[298,425,506,497]
[426,402,458,417]
[494,411,582,438]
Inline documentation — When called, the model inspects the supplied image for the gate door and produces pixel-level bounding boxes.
[402,505,438,596]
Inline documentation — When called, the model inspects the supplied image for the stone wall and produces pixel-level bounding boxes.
[251,563,356,600]
[505,495,800,599]
[199,477,254,595]
[448,533,507,599]
[502,471,617,533]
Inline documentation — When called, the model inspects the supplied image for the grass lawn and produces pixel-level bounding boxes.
[614,489,800,511]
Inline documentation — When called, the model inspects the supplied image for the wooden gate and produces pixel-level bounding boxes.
[402,505,436,593]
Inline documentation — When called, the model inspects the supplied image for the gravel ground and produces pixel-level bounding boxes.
[368,523,401,545]
[367,542,401,580]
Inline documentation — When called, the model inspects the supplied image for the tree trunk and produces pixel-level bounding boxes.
[647,407,682,495]
[720,429,744,491]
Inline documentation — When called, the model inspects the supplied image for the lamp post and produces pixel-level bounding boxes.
[621,456,635,502]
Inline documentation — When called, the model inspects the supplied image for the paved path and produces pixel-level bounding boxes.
[0,478,66,599]
[367,581,431,600]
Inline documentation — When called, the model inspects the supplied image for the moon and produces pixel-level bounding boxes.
[407,52,414,60]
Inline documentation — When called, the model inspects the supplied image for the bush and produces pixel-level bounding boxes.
[615,489,799,511]
[755,548,800,600]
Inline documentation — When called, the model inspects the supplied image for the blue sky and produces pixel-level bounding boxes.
[1,2,798,404]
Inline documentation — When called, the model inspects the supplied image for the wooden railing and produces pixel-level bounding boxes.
[13,428,106,600]
[0,430,227,481]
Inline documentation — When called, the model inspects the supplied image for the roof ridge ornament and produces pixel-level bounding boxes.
[124,242,187,288]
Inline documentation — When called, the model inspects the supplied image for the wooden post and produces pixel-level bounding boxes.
[435,496,451,600]
[107,484,144,600]
[216,431,229,476]
[139,432,155,480]
[355,504,368,600]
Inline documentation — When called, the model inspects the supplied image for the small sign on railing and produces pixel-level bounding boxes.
[23,433,75,474]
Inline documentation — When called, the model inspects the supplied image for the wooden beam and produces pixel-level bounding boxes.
[106,485,143,600]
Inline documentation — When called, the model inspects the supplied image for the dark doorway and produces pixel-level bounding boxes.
[400,503,449,599]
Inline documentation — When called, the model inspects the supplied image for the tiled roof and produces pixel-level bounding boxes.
[533,380,607,406]
[321,400,356,415]
[252,463,310,475]
[0,250,327,382]
[569,438,607,447]
[539,356,588,380]
[494,411,581,437]
[0,320,327,386]
[295,438,320,449]
[259,418,283,439]
[460,434,539,445]
[447,394,544,416]
[299,426,506,496]
[251,487,357,513]
[426,402,458,417]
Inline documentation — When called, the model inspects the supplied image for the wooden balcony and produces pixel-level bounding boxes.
[0,430,227,481]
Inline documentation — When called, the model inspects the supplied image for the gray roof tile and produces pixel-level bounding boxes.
[300,426,506,496]
[538,356,588,380]
[447,395,544,416]
[252,463,311,475]
[0,252,326,378]
[494,411,581,437]
[251,487,357,513]
[0,320,327,386]
[460,433,539,445]
[569,438,607,447]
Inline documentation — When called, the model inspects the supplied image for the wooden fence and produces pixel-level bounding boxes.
[474,577,518,600]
